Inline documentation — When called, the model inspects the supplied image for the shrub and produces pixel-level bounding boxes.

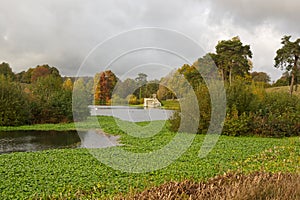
[222,108,251,136]
[168,84,211,134]
[0,76,30,126]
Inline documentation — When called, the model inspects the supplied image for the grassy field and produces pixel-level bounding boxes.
[0,116,299,199]
[266,85,300,97]
[0,117,101,132]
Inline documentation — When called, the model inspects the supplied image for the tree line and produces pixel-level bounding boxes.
[0,34,299,134]
[167,35,300,137]
[0,63,90,126]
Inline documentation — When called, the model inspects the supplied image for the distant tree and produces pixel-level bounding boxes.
[16,68,34,83]
[114,78,138,99]
[0,75,30,126]
[135,73,148,100]
[63,78,73,90]
[144,80,160,98]
[94,70,118,105]
[31,64,60,83]
[178,64,202,90]
[72,78,90,121]
[85,78,94,104]
[273,72,291,87]
[251,71,271,83]
[126,94,138,105]
[275,35,300,95]
[157,70,188,99]
[0,62,15,80]
[157,84,175,100]
[213,36,252,85]
[30,75,73,123]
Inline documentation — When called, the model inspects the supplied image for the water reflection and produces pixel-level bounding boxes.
[0,107,172,154]
[0,131,80,154]
[89,106,174,122]
[0,130,121,154]
[78,130,120,148]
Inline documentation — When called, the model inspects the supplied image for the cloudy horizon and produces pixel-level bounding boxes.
[1,0,299,81]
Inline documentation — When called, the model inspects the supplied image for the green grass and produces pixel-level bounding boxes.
[0,117,101,132]
[0,116,299,199]
[0,122,76,131]
[161,100,180,110]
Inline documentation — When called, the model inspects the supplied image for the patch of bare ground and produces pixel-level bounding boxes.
[119,172,300,200]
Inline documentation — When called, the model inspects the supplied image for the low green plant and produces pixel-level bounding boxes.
[0,116,299,199]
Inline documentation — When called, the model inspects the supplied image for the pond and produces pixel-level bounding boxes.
[0,131,81,154]
[89,106,174,122]
[0,130,121,154]
[0,107,173,154]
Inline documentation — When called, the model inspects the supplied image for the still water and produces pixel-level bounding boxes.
[0,130,121,154]
[89,106,174,122]
[0,107,173,154]
[0,131,81,154]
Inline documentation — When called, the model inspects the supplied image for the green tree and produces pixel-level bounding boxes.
[85,78,94,105]
[251,71,271,83]
[178,64,202,90]
[30,75,73,123]
[273,72,290,87]
[275,35,300,95]
[0,62,15,80]
[213,36,252,85]
[72,78,90,121]
[135,73,147,100]
[144,80,159,98]
[16,68,34,83]
[114,78,138,99]
[0,75,30,126]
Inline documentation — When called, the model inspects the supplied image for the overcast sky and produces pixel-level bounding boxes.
[1,0,299,81]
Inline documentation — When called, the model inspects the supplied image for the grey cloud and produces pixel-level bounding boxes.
[208,0,300,34]
[0,0,298,81]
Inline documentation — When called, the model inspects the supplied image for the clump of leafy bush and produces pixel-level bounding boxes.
[169,78,300,137]
[0,75,30,126]
[168,84,211,133]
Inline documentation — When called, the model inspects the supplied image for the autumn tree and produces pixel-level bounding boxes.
[31,64,60,83]
[63,78,73,90]
[275,35,300,95]
[94,70,118,105]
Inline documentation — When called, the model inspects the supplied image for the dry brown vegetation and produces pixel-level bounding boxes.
[119,172,300,200]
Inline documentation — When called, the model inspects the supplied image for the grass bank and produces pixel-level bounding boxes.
[0,116,299,199]
[266,85,300,97]
[0,117,103,132]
